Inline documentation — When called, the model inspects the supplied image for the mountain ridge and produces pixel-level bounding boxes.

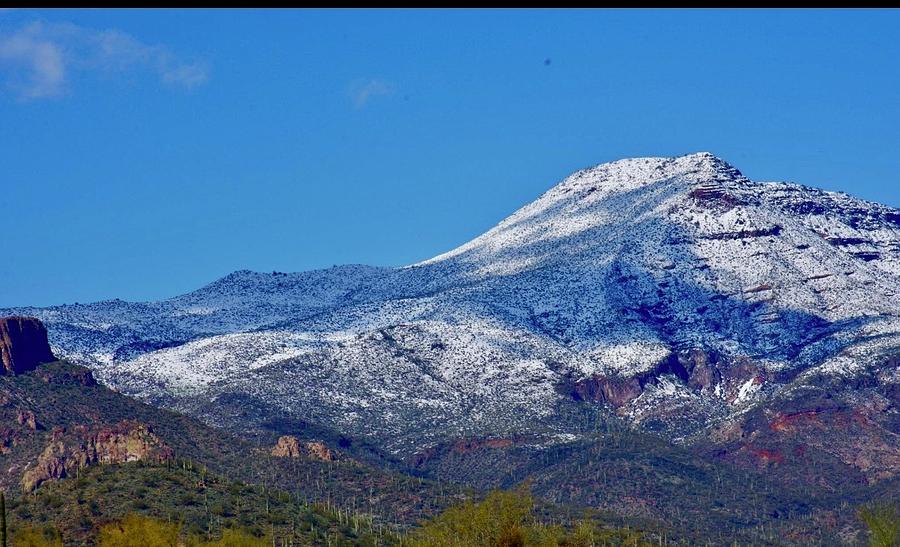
[4,153,898,469]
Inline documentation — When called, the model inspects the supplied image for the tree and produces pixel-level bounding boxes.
[409,484,651,547]
[410,484,534,546]
[859,504,900,547]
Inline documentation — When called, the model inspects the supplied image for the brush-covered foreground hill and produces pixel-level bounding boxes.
[5,360,892,545]
[0,359,471,544]
[9,462,394,546]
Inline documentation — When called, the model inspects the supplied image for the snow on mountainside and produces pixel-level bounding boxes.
[6,152,900,454]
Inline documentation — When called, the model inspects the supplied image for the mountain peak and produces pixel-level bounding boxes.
[560,152,747,196]
[674,151,745,179]
[418,153,752,268]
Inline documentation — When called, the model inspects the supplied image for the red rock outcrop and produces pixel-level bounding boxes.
[571,349,769,410]
[21,420,173,492]
[688,183,744,212]
[0,317,55,375]
[715,401,900,487]
[271,435,303,457]
[304,440,335,461]
[270,435,335,461]
[769,410,823,433]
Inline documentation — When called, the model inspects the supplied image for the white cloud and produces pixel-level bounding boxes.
[349,78,394,109]
[160,59,209,89]
[0,21,209,100]
[0,24,65,98]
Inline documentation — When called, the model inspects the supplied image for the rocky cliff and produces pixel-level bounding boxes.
[0,316,55,375]
[21,420,174,491]
[270,435,336,461]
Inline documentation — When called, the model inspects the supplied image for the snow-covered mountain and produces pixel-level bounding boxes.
[7,152,900,458]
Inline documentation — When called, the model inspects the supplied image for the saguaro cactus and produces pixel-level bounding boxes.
[1,490,7,547]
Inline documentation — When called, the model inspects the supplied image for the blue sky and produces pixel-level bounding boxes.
[2,9,899,307]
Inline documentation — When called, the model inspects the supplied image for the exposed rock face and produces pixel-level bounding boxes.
[16,410,40,430]
[680,349,721,391]
[271,435,303,457]
[0,317,55,375]
[86,421,173,465]
[572,375,643,408]
[678,350,767,404]
[572,348,769,412]
[21,420,173,492]
[24,438,68,491]
[270,435,335,461]
[706,382,900,489]
[304,440,336,462]
[0,427,16,455]
[688,181,745,211]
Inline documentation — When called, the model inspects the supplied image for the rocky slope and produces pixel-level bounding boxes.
[4,153,899,477]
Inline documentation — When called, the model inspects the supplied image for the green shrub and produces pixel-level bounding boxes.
[10,526,63,547]
[96,514,273,547]
[98,514,180,547]
[409,484,650,547]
